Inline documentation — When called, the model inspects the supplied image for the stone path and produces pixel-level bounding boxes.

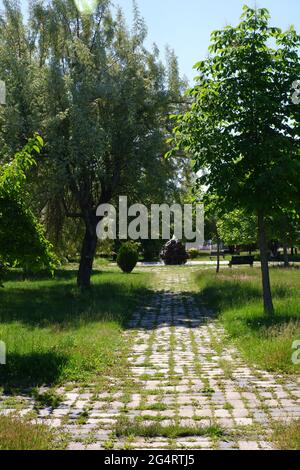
[1,269,300,450]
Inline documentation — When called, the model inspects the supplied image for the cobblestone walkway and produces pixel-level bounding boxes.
[1,269,300,450]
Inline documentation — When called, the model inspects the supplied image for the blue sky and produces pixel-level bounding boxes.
[2,0,300,83]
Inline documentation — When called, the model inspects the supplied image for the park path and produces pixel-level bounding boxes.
[64,269,300,450]
[1,268,300,450]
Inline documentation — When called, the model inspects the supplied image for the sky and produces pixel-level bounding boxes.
[2,0,300,83]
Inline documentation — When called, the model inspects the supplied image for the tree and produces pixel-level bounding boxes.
[0,134,56,276]
[270,210,300,266]
[169,6,300,314]
[0,0,187,288]
[217,209,257,251]
[204,196,222,273]
[0,0,39,156]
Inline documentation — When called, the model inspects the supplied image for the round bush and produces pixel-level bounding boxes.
[117,242,139,273]
[160,238,188,265]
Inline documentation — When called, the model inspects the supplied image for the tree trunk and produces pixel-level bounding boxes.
[77,217,97,289]
[258,211,274,315]
[283,243,289,268]
[216,237,220,274]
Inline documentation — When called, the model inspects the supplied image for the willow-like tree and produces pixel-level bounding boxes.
[0,0,187,288]
[168,6,300,314]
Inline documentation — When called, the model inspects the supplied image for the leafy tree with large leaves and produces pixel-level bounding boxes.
[217,209,257,249]
[169,6,300,314]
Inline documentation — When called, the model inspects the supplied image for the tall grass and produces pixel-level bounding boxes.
[272,419,300,450]
[0,415,58,450]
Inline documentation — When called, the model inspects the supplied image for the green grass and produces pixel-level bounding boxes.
[115,416,224,439]
[272,419,300,450]
[32,389,63,410]
[138,403,168,411]
[0,415,59,450]
[0,267,151,391]
[193,267,300,373]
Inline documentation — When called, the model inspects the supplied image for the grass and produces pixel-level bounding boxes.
[0,415,59,450]
[32,389,63,410]
[193,266,300,373]
[272,419,300,450]
[0,267,152,391]
[139,403,168,411]
[115,416,224,439]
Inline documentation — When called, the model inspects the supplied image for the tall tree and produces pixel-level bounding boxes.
[0,0,38,156]
[0,0,186,288]
[270,210,300,266]
[169,6,300,314]
[217,209,257,250]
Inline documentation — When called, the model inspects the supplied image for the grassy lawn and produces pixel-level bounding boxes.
[0,267,151,391]
[0,415,58,450]
[193,267,300,373]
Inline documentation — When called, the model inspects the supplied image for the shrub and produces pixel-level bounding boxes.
[160,238,188,265]
[188,248,200,260]
[117,242,139,273]
[141,239,163,261]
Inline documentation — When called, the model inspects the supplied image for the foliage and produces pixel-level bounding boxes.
[270,210,300,247]
[140,239,164,261]
[169,6,300,214]
[0,0,189,287]
[0,135,57,275]
[168,6,300,313]
[117,241,139,273]
[187,248,200,259]
[217,209,257,246]
[160,238,188,265]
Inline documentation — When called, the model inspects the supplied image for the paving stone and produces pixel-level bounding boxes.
[68,442,86,450]
[238,441,260,450]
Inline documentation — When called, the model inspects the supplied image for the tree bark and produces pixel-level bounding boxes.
[77,216,97,289]
[216,237,221,274]
[283,243,289,268]
[258,211,274,315]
